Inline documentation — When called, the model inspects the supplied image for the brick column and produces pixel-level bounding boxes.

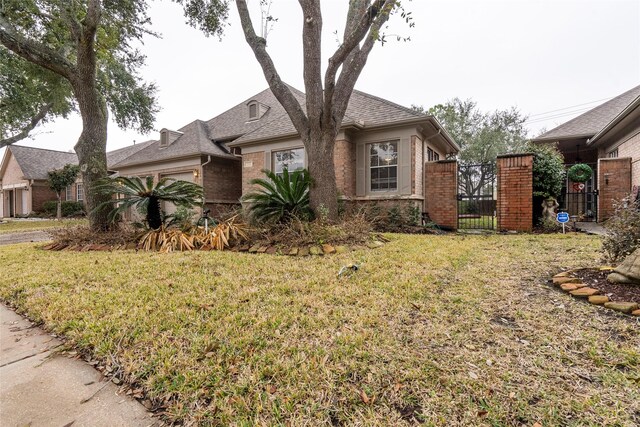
[425,160,457,230]
[496,154,533,232]
[598,157,632,221]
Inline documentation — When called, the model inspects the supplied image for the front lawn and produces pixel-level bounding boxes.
[0,234,637,425]
[0,219,86,234]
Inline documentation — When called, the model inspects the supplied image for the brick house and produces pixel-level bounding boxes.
[2,85,459,218]
[0,142,152,217]
[531,84,640,221]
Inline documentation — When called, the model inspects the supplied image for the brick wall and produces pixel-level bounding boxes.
[598,157,632,221]
[424,160,457,229]
[334,139,356,197]
[31,181,58,213]
[203,157,242,203]
[241,152,265,194]
[496,154,533,232]
[617,131,640,190]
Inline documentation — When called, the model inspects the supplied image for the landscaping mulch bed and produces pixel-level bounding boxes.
[573,268,640,305]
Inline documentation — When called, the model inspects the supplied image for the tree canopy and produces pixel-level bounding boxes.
[0,0,160,230]
[178,0,412,220]
[47,163,80,219]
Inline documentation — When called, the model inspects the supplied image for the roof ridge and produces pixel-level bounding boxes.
[10,145,76,155]
[537,84,640,139]
[351,89,423,118]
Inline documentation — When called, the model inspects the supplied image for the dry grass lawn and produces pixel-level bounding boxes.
[0,233,638,426]
[0,219,86,234]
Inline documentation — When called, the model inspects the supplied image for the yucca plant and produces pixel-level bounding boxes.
[94,176,204,229]
[242,168,312,224]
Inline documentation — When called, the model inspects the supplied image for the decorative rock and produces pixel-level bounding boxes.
[334,245,348,254]
[367,240,384,249]
[309,246,323,256]
[288,248,299,256]
[298,247,310,257]
[588,295,610,305]
[632,309,640,316]
[248,244,261,253]
[237,245,250,252]
[266,246,277,255]
[572,282,589,288]
[257,246,269,254]
[599,266,614,271]
[322,244,336,255]
[607,248,640,285]
[553,272,571,278]
[604,301,639,314]
[560,283,579,291]
[552,277,581,285]
[125,242,137,250]
[351,245,366,251]
[569,287,599,297]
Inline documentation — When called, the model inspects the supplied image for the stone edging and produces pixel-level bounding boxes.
[551,269,640,317]
[41,240,387,255]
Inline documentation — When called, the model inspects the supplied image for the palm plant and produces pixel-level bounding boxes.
[94,176,204,229]
[242,169,312,224]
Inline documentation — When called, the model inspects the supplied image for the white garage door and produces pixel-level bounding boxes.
[161,172,195,216]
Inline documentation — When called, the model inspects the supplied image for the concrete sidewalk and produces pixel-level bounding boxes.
[0,304,158,426]
[0,230,52,245]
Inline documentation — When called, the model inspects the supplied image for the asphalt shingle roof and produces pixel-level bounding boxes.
[232,88,423,145]
[8,145,78,180]
[534,85,640,141]
[5,141,158,180]
[113,119,237,168]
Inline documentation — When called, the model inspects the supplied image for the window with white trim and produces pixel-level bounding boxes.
[369,141,398,192]
[607,149,618,158]
[272,148,305,177]
[66,185,73,201]
[76,183,84,202]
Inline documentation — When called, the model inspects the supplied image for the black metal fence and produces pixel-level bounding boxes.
[458,163,497,230]
[558,163,598,222]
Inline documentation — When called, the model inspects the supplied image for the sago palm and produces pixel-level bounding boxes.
[94,176,204,229]
[242,168,311,224]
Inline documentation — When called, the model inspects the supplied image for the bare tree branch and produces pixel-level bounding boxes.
[0,15,76,78]
[0,102,53,148]
[235,0,309,136]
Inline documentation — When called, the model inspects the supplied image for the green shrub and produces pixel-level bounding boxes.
[528,143,565,199]
[242,169,312,225]
[42,200,85,217]
[602,194,640,262]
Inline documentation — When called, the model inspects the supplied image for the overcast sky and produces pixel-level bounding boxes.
[8,0,640,154]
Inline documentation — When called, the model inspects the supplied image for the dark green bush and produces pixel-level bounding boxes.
[528,143,565,199]
[42,201,85,217]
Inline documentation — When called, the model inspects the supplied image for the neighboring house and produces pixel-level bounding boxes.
[0,141,153,218]
[532,84,640,221]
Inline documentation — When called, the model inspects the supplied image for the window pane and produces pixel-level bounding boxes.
[369,141,398,192]
[273,148,305,177]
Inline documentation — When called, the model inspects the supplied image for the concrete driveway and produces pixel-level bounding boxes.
[0,230,52,245]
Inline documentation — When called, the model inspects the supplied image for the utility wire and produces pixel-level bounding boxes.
[524,106,597,124]
[527,96,614,118]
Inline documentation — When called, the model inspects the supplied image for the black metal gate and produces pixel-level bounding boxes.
[457,163,497,230]
[558,163,598,222]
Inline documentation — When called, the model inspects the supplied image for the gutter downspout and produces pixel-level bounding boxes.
[200,155,212,211]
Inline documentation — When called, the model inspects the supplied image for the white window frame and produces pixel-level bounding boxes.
[66,185,73,201]
[368,141,399,193]
[272,147,305,177]
[76,183,84,202]
[607,149,619,158]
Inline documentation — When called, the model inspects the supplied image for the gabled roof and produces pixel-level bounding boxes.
[533,85,640,141]
[5,145,78,180]
[106,140,155,167]
[588,92,640,146]
[230,89,434,146]
[0,141,157,181]
[113,119,237,168]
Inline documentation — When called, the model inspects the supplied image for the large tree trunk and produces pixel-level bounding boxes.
[305,131,339,220]
[71,31,111,232]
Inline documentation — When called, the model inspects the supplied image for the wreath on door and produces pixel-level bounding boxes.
[567,163,593,183]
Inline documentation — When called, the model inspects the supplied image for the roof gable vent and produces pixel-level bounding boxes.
[159,128,183,147]
[247,100,269,121]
